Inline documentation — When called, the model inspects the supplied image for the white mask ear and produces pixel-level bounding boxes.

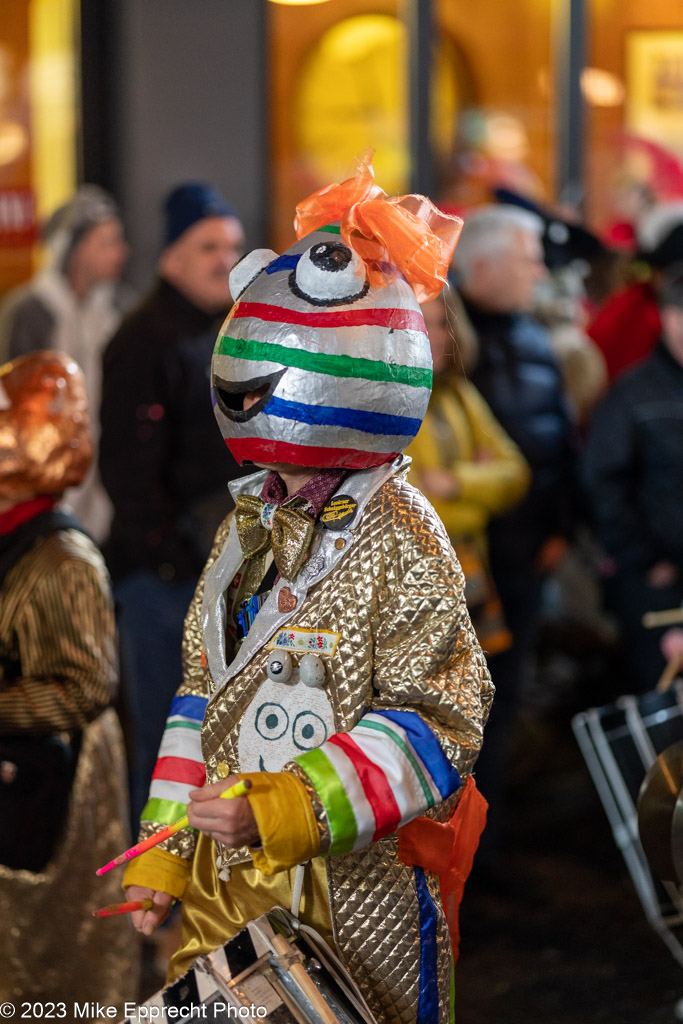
[229,249,279,301]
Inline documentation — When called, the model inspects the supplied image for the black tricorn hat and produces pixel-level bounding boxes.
[494,187,607,269]
[637,223,683,268]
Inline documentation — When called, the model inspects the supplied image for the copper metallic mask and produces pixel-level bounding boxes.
[0,350,93,500]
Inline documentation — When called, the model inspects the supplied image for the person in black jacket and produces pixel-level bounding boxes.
[452,205,577,871]
[583,263,683,692]
[99,182,248,824]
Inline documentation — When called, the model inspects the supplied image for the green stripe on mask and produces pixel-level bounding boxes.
[215,335,432,390]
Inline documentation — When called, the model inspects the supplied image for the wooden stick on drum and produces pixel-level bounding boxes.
[643,608,683,629]
[270,932,338,1024]
[657,654,683,694]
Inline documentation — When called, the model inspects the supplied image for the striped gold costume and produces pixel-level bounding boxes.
[0,527,139,1009]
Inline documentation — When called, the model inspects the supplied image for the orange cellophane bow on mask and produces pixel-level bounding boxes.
[294,151,463,303]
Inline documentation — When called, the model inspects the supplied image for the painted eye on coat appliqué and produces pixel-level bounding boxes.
[255,702,289,741]
[292,710,328,751]
[290,241,368,306]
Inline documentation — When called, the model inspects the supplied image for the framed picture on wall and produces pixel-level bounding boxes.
[626,30,683,160]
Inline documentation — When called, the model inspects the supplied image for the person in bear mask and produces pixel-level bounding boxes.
[123,156,493,1024]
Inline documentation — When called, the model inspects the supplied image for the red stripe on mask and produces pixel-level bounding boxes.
[226,436,397,470]
[232,302,425,333]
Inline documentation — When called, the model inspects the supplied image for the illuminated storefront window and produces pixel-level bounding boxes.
[294,13,460,195]
[436,0,554,210]
[295,14,411,198]
[0,0,78,293]
[268,0,553,249]
[587,1,683,240]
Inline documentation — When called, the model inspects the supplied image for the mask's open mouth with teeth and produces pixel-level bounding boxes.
[212,368,287,422]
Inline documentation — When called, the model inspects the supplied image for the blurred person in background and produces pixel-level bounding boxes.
[494,188,609,430]
[588,202,683,383]
[0,351,137,1011]
[532,220,609,431]
[534,262,608,432]
[99,182,248,827]
[407,287,530,655]
[453,205,577,870]
[0,185,135,542]
[583,263,683,693]
[601,174,655,256]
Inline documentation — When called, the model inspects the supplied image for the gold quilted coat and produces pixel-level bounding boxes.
[144,457,493,1022]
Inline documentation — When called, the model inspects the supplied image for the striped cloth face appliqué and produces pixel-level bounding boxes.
[141,694,208,825]
[293,709,461,856]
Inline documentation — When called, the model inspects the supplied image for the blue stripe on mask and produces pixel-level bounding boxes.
[265,254,301,274]
[263,395,422,438]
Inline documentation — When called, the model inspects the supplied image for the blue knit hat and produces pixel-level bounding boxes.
[163,182,239,247]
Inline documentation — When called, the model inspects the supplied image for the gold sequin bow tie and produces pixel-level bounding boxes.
[234,493,315,583]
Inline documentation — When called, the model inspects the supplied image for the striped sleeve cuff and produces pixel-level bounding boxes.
[292,709,460,856]
[140,694,208,828]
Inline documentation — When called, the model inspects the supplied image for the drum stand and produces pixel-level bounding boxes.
[573,684,683,973]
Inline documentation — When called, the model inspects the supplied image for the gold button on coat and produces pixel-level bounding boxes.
[216,762,230,779]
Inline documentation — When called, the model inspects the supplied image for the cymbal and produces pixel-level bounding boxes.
[671,770,683,889]
[637,740,683,884]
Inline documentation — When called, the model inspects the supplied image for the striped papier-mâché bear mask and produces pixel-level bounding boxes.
[211,153,463,470]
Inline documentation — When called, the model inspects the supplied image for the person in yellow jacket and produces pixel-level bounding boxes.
[407,289,531,654]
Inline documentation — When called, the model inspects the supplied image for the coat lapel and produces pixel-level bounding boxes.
[202,456,409,696]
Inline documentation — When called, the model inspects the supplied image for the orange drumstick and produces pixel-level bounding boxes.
[93,898,154,918]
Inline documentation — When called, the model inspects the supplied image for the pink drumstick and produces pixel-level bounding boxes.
[95,778,252,876]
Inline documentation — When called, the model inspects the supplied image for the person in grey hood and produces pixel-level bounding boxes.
[0,184,135,541]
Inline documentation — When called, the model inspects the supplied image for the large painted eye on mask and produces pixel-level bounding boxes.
[290,241,368,307]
